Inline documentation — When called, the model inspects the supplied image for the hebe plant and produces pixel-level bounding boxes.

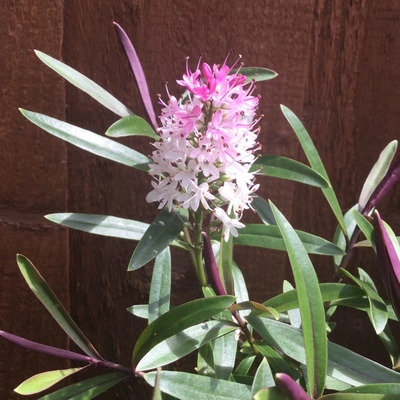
[2,22,400,400]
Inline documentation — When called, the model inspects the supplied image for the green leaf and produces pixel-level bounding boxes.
[35,50,133,118]
[20,109,150,171]
[238,67,278,83]
[253,387,289,400]
[352,210,374,249]
[197,342,215,377]
[212,330,237,380]
[281,105,346,234]
[218,231,234,295]
[253,342,294,378]
[251,358,275,396]
[252,196,277,225]
[106,115,158,139]
[144,371,252,400]
[136,321,237,371]
[342,383,400,395]
[320,394,399,400]
[333,204,358,269]
[15,367,84,395]
[234,224,344,256]
[127,304,149,319]
[46,213,149,241]
[340,268,388,335]
[230,301,279,320]
[152,369,163,400]
[270,202,327,398]
[129,208,185,271]
[234,355,256,376]
[252,155,330,188]
[247,317,400,387]
[132,296,236,364]
[38,371,128,399]
[263,283,365,313]
[16,255,101,360]
[358,140,398,211]
[149,248,171,324]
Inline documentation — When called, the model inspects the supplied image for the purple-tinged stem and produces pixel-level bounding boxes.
[202,231,226,296]
[373,210,400,321]
[0,330,92,363]
[275,373,312,400]
[362,158,400,215]
[113,22,158,131]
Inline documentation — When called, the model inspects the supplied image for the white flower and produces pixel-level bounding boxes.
[214,207,245,241]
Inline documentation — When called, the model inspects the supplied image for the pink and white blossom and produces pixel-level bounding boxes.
[147,54,261,240]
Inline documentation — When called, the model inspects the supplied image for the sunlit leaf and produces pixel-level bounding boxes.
[106,115,158,139]
[237,67,278,83]
[35,50,133,117]
[20,109,150,171]
[234,224,344,256]
[251,357,275,396]
[38,371,128,399]
[213,330,237,380]
[148,248,171,324]
[46,213,148,241]
[253,387,291,400]
[15,367,85,395]
[16,255,102,360]
[247,317,400,387]
[252,155,330,188]
[270,202,327,398]
[127,304,148,319]
[263,283,365,314]
[132,296,236,364]
[144,371,251,399]
[128,208,186,271]
[136,321,237,371]
[281,105,346,234]
[359,141,397,211]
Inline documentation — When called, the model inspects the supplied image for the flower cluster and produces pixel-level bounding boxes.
[146,55,261,239]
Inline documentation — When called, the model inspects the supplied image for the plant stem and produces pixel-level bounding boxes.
[193,209,208,286]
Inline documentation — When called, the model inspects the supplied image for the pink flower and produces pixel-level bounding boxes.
[147,54,261,238]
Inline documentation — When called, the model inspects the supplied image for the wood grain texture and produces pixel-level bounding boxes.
[1,0,400,398]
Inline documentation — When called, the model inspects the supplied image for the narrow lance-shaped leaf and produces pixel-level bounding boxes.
[15,367,86,395]
[252,155,330,188]
[234,66,278,83]
[148,247,171,324]
[247,317,400,387]
[373,210,400,321]
[358,140,397,211]
[270,201,327,398]
[144,371,252,399]
[132,296,236,365]
[234,224,344,256]
[37,371,129,400]
[136,321,237,371]
[280,105,346,234]
[113,22,158,130]
[20,109,151,171]
[128,208,186,271]
[106,115,158,139]
[339,268,388,335]
[16,255,102,360]
[35,50,133,118]
[251,358,275,397]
